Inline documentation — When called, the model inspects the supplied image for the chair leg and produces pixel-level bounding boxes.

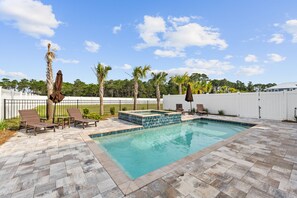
[95,121,97,127]
[53,126,56,132]
[34,127,37,136]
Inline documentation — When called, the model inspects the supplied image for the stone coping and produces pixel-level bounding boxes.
[80,116,262,195]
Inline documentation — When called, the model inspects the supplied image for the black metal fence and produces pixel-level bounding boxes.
[3,99,162,120]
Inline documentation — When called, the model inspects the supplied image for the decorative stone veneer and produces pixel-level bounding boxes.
[118,110,182,128]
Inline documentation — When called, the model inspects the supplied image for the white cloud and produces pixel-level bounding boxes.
[164,23,227,50]
[40,39,61,51]
[153,58,233,76]
[268,34,284,44]
[0,0,60,38]
[237,66,264,76]
[121,64,132,70]
[0,69,27,78]
[267,53,286,62]
[154,49,185,58]
[84,40,100,53]
[283,19,297,43]
[56,58,79,64]
[168,16,190,27]
[244,54,258,62]
[224,55,233,60]
[113,24,122,34]
[190,16,202,20]
[136,15,166,49]
[135,15,227,53]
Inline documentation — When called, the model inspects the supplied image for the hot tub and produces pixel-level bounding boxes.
[118,110,181,128]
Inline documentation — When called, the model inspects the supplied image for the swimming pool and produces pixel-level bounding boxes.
[92,119,251,179]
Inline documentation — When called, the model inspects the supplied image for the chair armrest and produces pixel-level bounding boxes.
[20,120,27,127]
[69,117,75,122]
[40,118,47,122]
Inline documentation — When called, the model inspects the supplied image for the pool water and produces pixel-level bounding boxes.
[92,119,250,179]
[132,111,166,115]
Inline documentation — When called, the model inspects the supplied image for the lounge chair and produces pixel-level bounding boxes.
[196,104,208,116]
[19,109,56,135]
[176,104,185,114]
[67,108,98,129]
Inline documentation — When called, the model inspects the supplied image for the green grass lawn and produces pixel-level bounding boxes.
[36,103,163,118]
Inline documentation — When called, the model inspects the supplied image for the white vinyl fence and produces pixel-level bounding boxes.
[163,91,297,121]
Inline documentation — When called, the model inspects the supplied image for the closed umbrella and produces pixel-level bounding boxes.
[185,84,194,114]
[50,70,65,123]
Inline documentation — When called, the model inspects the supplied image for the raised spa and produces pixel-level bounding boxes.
[118,110,181,128]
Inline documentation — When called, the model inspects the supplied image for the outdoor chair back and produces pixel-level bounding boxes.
[196,104,208,115]
[176,104,183,111]
[19,109,41,124]
[197,104,204,112]
[67,108,83,120]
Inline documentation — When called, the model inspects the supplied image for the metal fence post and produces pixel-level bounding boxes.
[77,99,79,109]
[119,100,121,112]
[3,99,6,120]
[46,100,49,120]
[147,100,149,109]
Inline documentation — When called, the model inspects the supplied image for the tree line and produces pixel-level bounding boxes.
[0,74,276,97]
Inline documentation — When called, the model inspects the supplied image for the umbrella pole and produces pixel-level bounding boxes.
[53,103,56,124]
[190,102,192,113]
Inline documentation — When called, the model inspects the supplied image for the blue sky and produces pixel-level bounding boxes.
[0,0,297,84]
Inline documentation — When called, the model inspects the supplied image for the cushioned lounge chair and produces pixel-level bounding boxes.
[19,109,56,135]
[196,104,208,116]
[67,108,98,129]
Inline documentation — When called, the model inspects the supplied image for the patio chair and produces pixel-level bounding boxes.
[67,108,98,129]
[19,109,56,135]
[176,104,185,114]
[196,104,208,116]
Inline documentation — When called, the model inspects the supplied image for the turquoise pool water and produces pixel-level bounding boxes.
[92,119,250,179]
[132,111,166,115]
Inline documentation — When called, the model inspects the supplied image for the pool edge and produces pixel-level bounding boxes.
[81,117,261,195]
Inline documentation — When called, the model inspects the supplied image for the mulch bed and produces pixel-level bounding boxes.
[0,130,16,145]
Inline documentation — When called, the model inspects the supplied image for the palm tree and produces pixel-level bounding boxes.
[95,63,112,116]
[151,72,168,110]
[204,81,213,93]
[45,43,55,120]
[132,65,151,110]
[171,73,189,94]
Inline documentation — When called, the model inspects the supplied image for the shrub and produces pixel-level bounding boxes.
[86,113,101,120]
[110,107,115,115]
[192,108,196,113]
[0,121,8,131]
[5,119,20,131]
[83,108,90,115]
[218,110,224,115]
[122,107,127,111]
[204,108,209,113]
[142,107,145,110]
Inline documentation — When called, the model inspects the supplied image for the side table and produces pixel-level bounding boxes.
[57,117,70,129]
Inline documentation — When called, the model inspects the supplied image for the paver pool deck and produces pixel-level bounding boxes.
[0,115,297,198]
